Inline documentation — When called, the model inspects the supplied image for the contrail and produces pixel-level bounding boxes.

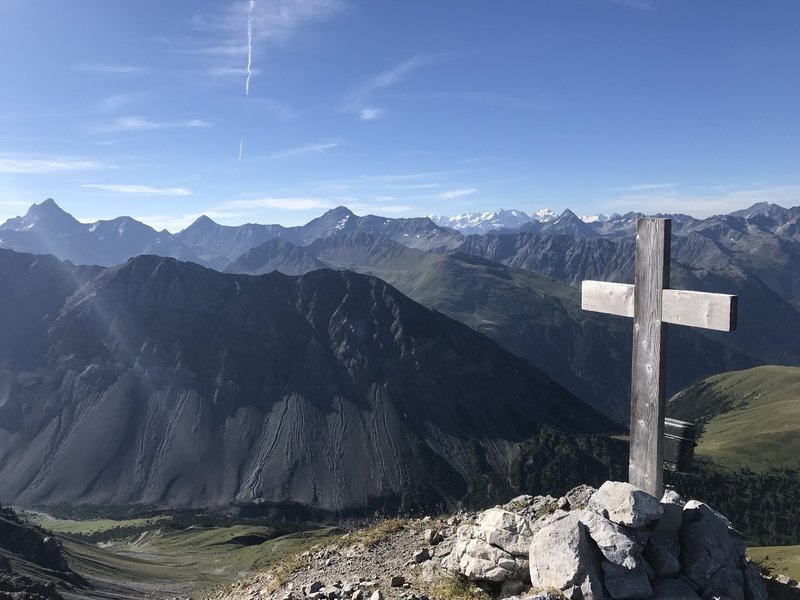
[245,0,255,96]
[240,0,255,160]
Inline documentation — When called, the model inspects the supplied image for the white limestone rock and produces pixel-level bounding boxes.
[443,533,528,582]
[474,508,535,556]
[587,481,663,528]
[528,512,605,599]
[565,484,597,509]
[580,509,643,570]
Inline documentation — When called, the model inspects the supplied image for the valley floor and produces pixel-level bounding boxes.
[20,511,334,599]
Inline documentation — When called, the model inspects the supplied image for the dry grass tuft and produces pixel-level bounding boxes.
[347,518,408,549]
[427,573,486,600]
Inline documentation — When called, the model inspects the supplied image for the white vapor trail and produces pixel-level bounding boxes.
[240,0,255,160]
[245,0,255,96]
[239,0,256,160]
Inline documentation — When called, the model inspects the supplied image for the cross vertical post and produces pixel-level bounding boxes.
[629,219,671,496]
[581,217,737,500]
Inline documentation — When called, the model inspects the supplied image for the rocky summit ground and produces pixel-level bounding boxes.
[208,513,470,600]
[209,482,800,600]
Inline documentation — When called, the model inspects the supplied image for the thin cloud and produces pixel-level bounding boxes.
[387,90,539,111]
[616,183,677,192]
[81,184,192,196]
[608,0,654,10]
[0,199,31,207]
[359,107,384,121]
[347,55,435,120]
[386,182,441,190]
[440,187,478,200]
[90,116,212,133]
[227,197,334,211]
[72,64,148,75]
[207,66,261,77]
[97,93,148,113]
[0,154,103,174]
[349,203,413,215]
[605,184,800,218]
[134,211,239,233]
[269,141,339,159]
[253,97,299,121]
[190,0,347,87]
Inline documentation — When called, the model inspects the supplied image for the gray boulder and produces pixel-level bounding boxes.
[680,500,747,599]
[650,578,702,600]
[645,489,685,578]
[565,484,597,509]
[443,507,536,581]
[601,562,652,599]
[587,481,663,527]
[529,512,605,599]
[444,536,528,582]
[580,509,643,569]
[475,508,535,556]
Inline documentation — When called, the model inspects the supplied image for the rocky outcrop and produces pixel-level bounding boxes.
[211,482,794,600]
[439,481,770,600]
[525,481,768,600]
[443,505,539,582]
[0,505,69,574]
[0,504,77,600]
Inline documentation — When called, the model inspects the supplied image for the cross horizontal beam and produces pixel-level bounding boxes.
[581,280,738,332]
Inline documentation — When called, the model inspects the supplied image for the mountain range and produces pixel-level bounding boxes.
[0,249,616,510]
[4,199,800,409]
[225,232,760,422]
[3,198,800,509]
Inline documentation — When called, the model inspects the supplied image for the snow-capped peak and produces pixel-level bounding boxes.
[532,208,557,222]
[580,213,610,224]
[427,208,533,234]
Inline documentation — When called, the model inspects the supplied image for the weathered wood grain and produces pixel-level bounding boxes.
[580,217,739,498]
[581,281,635,317]
[662,289,738,332]
[582,282,737,332]
[629,218,670,498]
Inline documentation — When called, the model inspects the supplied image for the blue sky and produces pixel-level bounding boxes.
[1,0,799,230]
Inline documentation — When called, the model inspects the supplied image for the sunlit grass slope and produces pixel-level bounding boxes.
[669,365,800,472]
[748,545,800,580]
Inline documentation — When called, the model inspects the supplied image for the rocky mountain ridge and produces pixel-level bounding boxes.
[0,248,616,509]
[6,199,800,271]
[226,232,762,423]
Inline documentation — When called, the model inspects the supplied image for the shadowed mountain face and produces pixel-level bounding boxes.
[226,233,762,423]
[0,249,616,510]
[454,231,800,366]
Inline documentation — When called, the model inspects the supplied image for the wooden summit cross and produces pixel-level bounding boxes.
[581,218,738,498]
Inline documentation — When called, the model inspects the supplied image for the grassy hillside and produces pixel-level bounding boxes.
[748,545,800,580]
[669,365,800,472]
[42,515,334,598]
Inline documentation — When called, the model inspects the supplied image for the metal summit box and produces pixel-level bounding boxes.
[663,417,697,472]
